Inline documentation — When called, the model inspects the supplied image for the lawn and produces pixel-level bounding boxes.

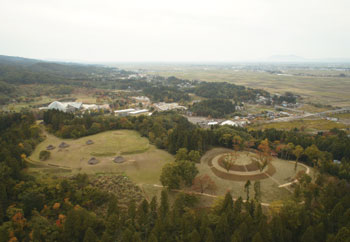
[28,129,174,184]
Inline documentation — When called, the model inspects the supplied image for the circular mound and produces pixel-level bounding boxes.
[114,156,125,164]
[59,142,70,148]
[209,152,276,181]
[88,157,99,165]
[46,145,55,150]
[86,140,94,145]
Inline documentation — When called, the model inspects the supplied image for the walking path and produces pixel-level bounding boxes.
[151,184,271,207]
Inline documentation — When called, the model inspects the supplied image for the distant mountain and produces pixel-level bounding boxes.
[0,55,41,66]
[267,55,307,62]
[0,54,115,85]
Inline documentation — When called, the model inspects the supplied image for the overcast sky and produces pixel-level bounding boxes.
[1,0,349,62]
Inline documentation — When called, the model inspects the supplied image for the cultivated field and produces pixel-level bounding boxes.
[134,65,350,107]
[28,129,174,184]
[250,118,348,132]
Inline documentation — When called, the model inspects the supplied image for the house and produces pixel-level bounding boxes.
[208,121,218,126]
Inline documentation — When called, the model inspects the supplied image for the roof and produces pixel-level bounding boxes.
[48,101,66,111]
[129,109,149,114]
[208,121,218,125]
[48,101,82,112]
[220,120,238,126]
[114,108,135,113]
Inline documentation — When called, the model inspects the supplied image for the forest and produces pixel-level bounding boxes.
[193,82,269,101]
[1,110,350,241]
[190,99,236,118]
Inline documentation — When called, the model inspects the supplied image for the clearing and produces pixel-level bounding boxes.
[28,129,174,185]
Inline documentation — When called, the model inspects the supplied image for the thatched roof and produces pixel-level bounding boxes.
[88,157,99,165]
[114,156,125,164]
[46,145,55,150]
[86,140,94,145]
[59,142,69,148]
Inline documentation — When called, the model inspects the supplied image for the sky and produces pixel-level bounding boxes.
[1,0,350,62]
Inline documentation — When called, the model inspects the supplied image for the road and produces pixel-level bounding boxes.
[270,106,350,123]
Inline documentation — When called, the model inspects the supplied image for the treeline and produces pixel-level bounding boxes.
[0,112,42,223]
[190,99,236,118]
[2,168,350,242]
[272,92,297,104]
[193,82,269,101]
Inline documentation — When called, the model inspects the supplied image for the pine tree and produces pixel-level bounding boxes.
[83,227,98,242]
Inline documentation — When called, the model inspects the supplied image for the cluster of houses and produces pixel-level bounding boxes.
[40,101,111,113]
[205,117,251,128]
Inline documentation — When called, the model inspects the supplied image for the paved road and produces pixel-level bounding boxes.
[270,106,350,123]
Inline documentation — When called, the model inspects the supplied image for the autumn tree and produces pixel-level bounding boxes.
[221,152,239,172]
[305,144,321,167]
[251,139,272,171]
[293,145,304,171]
[191,174,217,194]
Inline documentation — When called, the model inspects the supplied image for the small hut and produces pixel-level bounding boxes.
[114,156,125,164]
[59,142,70,148]
[86,140,94,145]
[46,145,55,150]
[88,157,99,165]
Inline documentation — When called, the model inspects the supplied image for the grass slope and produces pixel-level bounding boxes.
[29,129,174,184]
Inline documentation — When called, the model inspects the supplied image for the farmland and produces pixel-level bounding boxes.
[124,64,350,107]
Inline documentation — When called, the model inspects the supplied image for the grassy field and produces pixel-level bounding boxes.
[250,118,348,132]
[28,130,174,184]
[197,148,313,203]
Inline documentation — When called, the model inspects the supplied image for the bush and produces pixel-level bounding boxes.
[39,150,51,161]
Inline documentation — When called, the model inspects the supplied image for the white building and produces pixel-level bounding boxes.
[47,101,82,112]
[220,120,239,127]
[129,109,149,115]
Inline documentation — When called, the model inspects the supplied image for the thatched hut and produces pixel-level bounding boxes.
[86,140,94,145]
[59,142,70,148]
[114,156,125,164]
[46,145,55,150]
[88,157,99,165]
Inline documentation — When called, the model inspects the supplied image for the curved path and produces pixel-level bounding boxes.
[151,184,271,207]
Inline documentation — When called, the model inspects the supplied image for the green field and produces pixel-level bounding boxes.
[28,130,174,184]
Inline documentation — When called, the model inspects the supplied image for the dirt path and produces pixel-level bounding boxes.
[152,184,271,207]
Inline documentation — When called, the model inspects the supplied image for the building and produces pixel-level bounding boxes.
[47,101,82,112]
[114,108,135,116]
[128,109,149,115]
[220,120,239,127]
